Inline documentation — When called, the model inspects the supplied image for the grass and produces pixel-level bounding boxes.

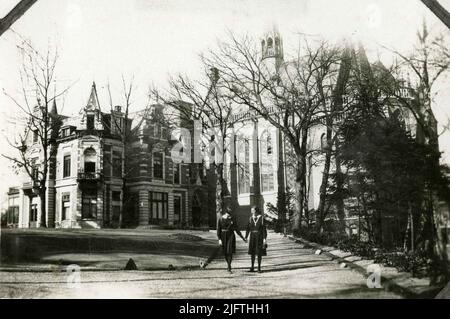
[0,228,218,270]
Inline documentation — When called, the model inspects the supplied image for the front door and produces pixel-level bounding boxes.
[174,195,182,226]
[191,192,202,227]
[29,196,38,228]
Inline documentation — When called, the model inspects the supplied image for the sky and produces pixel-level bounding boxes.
[0,0,449,204]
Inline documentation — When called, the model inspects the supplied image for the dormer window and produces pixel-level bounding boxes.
[86,115,95,130]
[61,128,70,137]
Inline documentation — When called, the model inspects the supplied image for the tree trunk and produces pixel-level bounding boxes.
[119,179,125,228]
[316,126,333,233]
[215,163,226,222]
[293,158,305,231]
[39,186,47,228]
[276,128,287,231]
[119,133,127,229]
[335,142,346,233]
[293,130,308,231]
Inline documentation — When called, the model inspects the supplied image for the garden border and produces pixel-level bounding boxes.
[287,234,444,298]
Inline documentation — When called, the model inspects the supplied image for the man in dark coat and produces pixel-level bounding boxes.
[217,207,246,273]
[245,206,267,273]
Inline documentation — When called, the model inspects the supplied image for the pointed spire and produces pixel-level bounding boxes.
[85,81,101,112]
[50,99,58,115]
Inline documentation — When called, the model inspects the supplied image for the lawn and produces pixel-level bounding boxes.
[0,228,219,271]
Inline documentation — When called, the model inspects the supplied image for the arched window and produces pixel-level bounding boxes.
[237,138,250,194]
[266,133,272,155]
[84,148,96,173]
[267,37,273,48]
[275,37,280,47]
[260,130,274,192]
[320,133,327,151]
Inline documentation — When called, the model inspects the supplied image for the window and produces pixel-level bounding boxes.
[84,148,96,173]
[63,155,71,178]
[112,205,121,225]
[33,130,38,143]
[85,162,95,173]
[8,206,19,224]
[62,194,70,220]
[61,128,70,137]
[115,118,123,132]
[267,37,273,48]
[238,139,251,194]
[86,115,95,130]
[260,131,274,192]
[112,191,121,202]
[103,145,111,177]
[320,133,327,151]
[173,195,182,225]
[154,124,160,138]
[7,196,19,224]
[103,116,111,133]
[30,203,38,222]
[149,192,168,223]
[32,166,39,181]
[173,163,180,184]
[82,189,97,219]
[112,151,122,177]
[153,152,164,179]
[267,134,273,155]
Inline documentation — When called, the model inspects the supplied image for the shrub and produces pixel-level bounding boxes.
[293,227,432,277]
[294,227,347,247]
[374,250,431,277]
[335,236,376,259]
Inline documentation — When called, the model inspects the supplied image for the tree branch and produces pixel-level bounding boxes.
[421,0,450,30]
[0,0,37,37]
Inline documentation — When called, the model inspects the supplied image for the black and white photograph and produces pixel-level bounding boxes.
[0,0,450,302]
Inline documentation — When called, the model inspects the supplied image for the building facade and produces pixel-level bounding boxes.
[6,83,210,229]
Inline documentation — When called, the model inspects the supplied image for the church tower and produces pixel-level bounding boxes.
[261,26,284,75]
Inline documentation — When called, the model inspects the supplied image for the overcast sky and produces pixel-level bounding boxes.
[0,0,450,203]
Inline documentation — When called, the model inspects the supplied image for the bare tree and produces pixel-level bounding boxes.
[151,65,239,220]
[106,76,150,228]
[2,39,70,227]
[203,33,342,231]
[0,0,37,37]
[385,22,450,283]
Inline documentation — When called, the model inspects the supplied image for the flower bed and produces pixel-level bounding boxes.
[291,228,432,278]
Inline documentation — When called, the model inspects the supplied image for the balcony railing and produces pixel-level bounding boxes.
[22,181,40,189]
[77,171,103,181]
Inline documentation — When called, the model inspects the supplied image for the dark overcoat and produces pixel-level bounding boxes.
[217,215,243,255]
[245,215,268,256]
